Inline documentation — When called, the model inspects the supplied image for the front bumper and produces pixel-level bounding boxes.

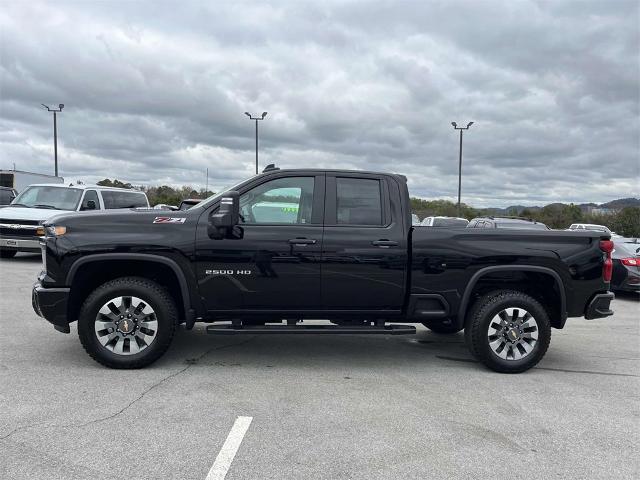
[32,281,71,333]
[0,237,41,252]
[584,292,615,320]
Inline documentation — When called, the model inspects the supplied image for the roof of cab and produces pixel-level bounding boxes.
[24,183,146,193]
[259,168,408,182]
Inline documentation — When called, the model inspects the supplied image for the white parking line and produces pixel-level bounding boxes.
[206,416,253,480]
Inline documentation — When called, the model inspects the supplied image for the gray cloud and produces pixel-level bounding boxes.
[0,0,638,206]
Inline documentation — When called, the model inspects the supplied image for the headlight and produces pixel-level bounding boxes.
[37,225,67,237]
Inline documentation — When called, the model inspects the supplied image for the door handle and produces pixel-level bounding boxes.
[372,239,399,248]
[288,238,317,246]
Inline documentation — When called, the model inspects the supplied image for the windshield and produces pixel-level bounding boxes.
[12,186,82,210]
[192,177,253,209]
[433,218,469,227]
[585,225,609,232]
[496,222,549,230]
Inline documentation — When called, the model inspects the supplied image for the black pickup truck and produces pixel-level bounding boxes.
[32,166,615,372]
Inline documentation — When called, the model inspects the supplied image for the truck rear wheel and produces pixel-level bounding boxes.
[0,249,17,259]
[465,290,551,373]
[421,320,463,334]
[78,277,177,369]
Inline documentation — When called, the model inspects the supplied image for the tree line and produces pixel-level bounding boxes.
[98,178,639,237]
[96,179,213,207]
[411,197,640,237]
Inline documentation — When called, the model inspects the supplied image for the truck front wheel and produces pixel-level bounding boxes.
[78,277,177,369]
[465,290,551,373]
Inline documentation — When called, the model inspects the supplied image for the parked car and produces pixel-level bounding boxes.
[611,239,639,292]
[568,223,611,234]
[178,198,202,210]
[0,186,18,206]
[0,184,149,258]
[32,166,614,373]
[467,216,549,230]
[421,216,469,227]
[153,203,178,210]
[411,213,420,225]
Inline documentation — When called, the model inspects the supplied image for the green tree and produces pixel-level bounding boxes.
[536,203,583,229]
[607,207,640,237]
[96,178,132,189]
[410,198,479,221]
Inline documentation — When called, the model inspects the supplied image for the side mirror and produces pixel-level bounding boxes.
[209,191,239,238]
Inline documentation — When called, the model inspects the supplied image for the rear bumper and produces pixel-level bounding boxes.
[32,282,71,333]
[584,292,615,320]
[0,237,41,252]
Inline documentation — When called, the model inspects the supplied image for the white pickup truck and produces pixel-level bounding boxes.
[0,183,149,258]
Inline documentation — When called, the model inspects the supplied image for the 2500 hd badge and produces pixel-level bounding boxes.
[32,165,614,373]
[205,269,252,275]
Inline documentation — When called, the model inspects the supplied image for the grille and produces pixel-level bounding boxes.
[0,218,40,225]
[0,230,38,238]
[0,224,40,237]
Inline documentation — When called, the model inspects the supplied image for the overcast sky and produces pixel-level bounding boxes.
[1,0,638,207]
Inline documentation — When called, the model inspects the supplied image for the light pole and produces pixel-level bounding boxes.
[451,121,474,217]
[245,111,268,174]
[41,103,64,177]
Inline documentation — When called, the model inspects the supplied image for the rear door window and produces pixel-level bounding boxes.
[101,190,148,209]
[336,178,383,226]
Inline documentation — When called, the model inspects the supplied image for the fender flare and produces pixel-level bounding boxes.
[456,265,567,329]
[66,253,197,328]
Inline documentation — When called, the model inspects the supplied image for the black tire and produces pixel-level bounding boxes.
[464,290,551,373]
[78,277,177,369]
[0,249,17,259]
[421,319,463,334]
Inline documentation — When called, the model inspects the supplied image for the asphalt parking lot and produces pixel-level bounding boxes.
[1,254,638,480]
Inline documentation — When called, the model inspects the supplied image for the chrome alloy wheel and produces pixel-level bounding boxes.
[487,307,539,361]
[94,296,158,355]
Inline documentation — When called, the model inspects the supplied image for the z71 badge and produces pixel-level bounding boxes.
[153,217,186,224]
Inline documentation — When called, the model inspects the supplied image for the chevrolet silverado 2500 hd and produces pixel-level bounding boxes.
[31,166,614,372]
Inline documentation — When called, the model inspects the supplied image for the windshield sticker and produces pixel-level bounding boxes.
[153,217,186,224]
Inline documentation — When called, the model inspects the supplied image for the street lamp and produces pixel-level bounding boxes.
[41,103,64,177]
[245,111,268,174]
[451,121,474,217]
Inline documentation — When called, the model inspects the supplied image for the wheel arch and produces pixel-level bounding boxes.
[457,265,567,330]
[66,254,196,328]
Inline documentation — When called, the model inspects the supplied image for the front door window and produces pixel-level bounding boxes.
[240,177,315,224]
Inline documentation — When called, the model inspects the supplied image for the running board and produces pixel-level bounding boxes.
[206,324,416,335]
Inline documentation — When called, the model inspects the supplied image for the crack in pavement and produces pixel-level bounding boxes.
[0,337,254,442]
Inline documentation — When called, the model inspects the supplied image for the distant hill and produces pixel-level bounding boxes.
[601,198,640,209]
[484,198,639,214]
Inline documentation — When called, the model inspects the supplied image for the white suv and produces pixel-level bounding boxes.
[568,223,612,234]
[421,216,469,227]
[0,184,149,258]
